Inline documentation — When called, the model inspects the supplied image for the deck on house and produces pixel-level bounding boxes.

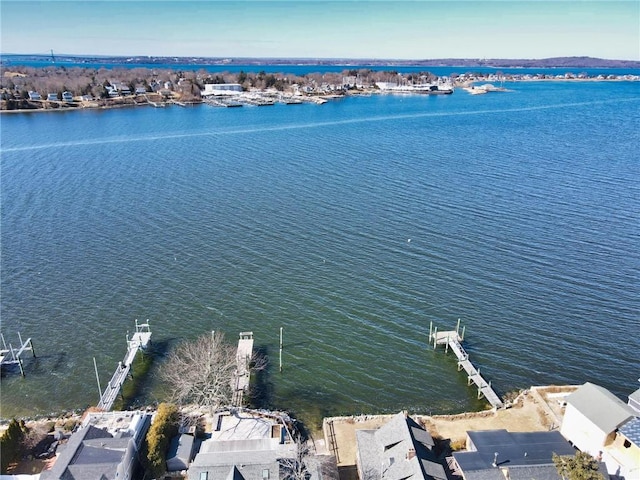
[97,320,152,411]
[430,321,504,409]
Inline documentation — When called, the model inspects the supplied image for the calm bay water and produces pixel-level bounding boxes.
[1,81,639,424]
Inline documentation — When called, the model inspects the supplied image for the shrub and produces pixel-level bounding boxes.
[145,403,179,478]
[1,419,28,473]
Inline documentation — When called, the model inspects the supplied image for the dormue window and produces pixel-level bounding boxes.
[200,473,209,480]
[262,469,270,480]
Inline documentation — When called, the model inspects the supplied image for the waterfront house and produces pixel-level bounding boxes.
[47,93,58,101]
[28,91,42,100]
[355,411,447,480]
[451,429,580,480]
[560,382,639,479]
[187,409,297,480]
[167,433,195,472]
[628,387,640,414]
[62,91,73,102]
[107,81,131,97]
[202,83,243,96]
[40,410,151,480]
[186,409,337,480]
[106,85,119,97]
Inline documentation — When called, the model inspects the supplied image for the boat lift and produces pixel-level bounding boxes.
[1,333,36,377]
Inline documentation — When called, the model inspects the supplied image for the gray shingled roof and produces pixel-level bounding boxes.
[565,382,635,433]
[506,465,565,480]
[167,433,195,471]
[40,425,114,480]
[355,412,445,480]
[455,469,505,480]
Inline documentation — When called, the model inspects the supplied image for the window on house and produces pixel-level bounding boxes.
[262,469,270,480]
[200,473,209,480]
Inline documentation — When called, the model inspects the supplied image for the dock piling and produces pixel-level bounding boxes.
[279,327,283,373]
[430,320,503,409]
[1,333,35,377]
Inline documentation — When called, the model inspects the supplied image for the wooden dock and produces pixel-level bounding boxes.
[231,331,254,406]
[0,333,35,377]
[429,320,504,409]
[96,320,152,411]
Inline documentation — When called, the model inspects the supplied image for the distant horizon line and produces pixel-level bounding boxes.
[2,53,639,63]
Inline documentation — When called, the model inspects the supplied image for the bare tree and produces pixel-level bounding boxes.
[161,331,238,413]
[280,434,311,480]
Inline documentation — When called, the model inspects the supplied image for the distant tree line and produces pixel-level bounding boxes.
[0,65,442,101]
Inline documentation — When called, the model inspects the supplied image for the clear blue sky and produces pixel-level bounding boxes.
[2,1,639,60]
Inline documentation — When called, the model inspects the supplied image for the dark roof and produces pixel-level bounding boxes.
[454,430,575,473]
[506,465,566,480]
[455,469,505,480]
[40,425,114,480]
[167,433,195,471]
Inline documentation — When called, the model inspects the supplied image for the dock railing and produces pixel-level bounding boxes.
[96,320,152,411]
[429,319,504,409]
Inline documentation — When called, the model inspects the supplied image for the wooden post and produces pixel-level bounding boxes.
[456,318,460,337]
[93,357,103,401]
[279,327,283,373]
[461,325,466,341]
[29,339,36,357]
[433,327,438,348]
[429,321,433,343]
[445,335,450,353]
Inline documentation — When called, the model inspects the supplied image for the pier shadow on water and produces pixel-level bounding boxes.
[247,345,274,409]
[0,351,68,379]
[114,339,170,410]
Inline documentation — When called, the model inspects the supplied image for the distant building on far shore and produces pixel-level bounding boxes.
[201,83,243,96]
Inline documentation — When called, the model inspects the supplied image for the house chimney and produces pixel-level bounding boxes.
[407,448,416,460]
[492,452,499,467]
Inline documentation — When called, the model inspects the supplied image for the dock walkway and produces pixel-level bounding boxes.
[231,331,254,406]
[97,320,152,411]
[430,321,504,409]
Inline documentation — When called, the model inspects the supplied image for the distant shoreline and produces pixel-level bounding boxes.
[2,76,637,114]
[3,54,639,70]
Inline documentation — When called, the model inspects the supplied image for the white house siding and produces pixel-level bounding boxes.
[560,403,611,456]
